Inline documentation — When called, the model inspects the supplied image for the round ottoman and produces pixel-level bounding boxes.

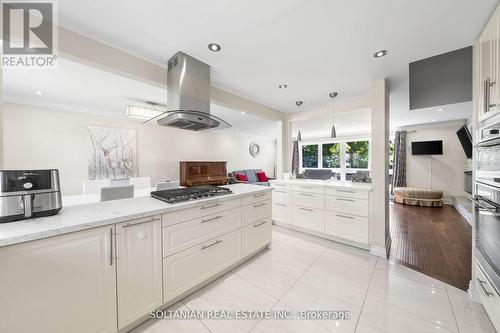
[393,187,443,207]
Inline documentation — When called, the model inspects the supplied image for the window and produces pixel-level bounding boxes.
[302,144,318,168]
[389,140,395,169]
[299,138,371,179]
[346,141,369,169]
[322,143,341,168]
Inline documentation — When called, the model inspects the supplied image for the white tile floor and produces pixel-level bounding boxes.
[131,226,496,333]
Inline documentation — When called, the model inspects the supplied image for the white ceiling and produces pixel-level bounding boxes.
[3,59,278,138]
[4,0,496,135]
[56,0,497,116]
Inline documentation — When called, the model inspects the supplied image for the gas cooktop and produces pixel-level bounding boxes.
[150,185,232,204]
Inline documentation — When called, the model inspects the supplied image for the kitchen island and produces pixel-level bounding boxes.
[0,184,272,333]
[270,179,372,249]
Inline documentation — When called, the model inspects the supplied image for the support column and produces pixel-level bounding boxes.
[369,78,390,257]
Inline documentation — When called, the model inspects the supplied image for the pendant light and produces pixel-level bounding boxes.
[329,92,338,138]
[296,100,303,141]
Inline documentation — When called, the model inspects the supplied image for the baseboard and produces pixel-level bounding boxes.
[370,245,388,258]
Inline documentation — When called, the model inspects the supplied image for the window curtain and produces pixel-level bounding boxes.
[291,140,299,175]
[391,130,407,193]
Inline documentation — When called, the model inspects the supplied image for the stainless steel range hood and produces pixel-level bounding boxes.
[157,52,230,131]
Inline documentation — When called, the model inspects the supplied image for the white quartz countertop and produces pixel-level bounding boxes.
[0,184,272,248]
[270,178,373,191]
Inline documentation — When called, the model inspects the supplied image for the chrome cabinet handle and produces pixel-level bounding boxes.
[109,227,113,266]
[201,239,222,250]
[253,220,267,228]
[299,186,313,189]
[122,216,159,228]
[200,203,222,210]
[336,214,354,219]
[299,193,314,197]
[274,203,286,207]
[254,203,267,208]
[201,215,222,223]
[470,198,500,216]
[336,189,354,193]
[336,198,354,202]
[254,193,266,198]
[477,278,494,297]
[485,78,497,111]
[300,207,314,212]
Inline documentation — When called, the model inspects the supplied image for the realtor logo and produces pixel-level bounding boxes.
[1,1,58,67]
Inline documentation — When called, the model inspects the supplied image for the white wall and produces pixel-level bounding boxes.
[3,103,276,195]
[405,122,469,200]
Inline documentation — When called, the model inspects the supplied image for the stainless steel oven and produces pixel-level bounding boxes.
[475,119,500,292]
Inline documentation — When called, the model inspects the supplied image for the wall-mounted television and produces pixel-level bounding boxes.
[411,140,443,155]
[456,125,473,158]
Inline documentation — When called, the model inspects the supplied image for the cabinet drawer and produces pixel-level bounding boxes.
[292,184,325,194]
[324,195,369,217]
[242,191,272,206]
[242,200,272,226]
[272,189,291,203]
[325,211,368,244]
[163,208,241,257]
[241,217,272,257]
[476,262,500,331]
[324,187,369,200]
[271,182,291,190]
[162,198,241,227]
[292,192,324,209]
[292,206,324,233]
[272,202,291,224]
[163,230,241,302]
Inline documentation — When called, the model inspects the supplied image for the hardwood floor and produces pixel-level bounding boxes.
[389,201,472,290]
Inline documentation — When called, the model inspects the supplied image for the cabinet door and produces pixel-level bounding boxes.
[479,19,497,119]
[494,9,500,110]
[116,216,163,329]
[241,217,272,257]
[0,226,117,333]
[163,230,241,302]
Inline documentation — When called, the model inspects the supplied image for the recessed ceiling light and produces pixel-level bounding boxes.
[235,127,240,131]
[373,50,388,58]
[35,91,43,95]
[208,43,221,52]
[240,111,246,115]
[438,108,444,112]
[278,84,287,89]
[432,119,436,122]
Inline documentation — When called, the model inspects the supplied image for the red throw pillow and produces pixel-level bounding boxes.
[235,173,248,182]
[256,171,268,182]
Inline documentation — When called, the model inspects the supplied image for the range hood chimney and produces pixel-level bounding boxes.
[157,52,230,131]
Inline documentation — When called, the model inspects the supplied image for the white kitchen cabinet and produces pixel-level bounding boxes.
[116,216,163,330]
[241,191,272,206]
[292,191,325,210]
[163,230,241,302]
[0,226,117,333]
[163,208,241,257]
[292,205,325,232]
[325,211,369,244]
[271,180,371,249]
[242,199,272,226]
[479,7,500,120]
[324,195,369,217]
[241,217,272,257]
[476,262,500,332]
[272,201,291,224]
[272,188,291,203]
[162,198,241,227]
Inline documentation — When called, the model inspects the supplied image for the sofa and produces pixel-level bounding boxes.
[229,169,273,186]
